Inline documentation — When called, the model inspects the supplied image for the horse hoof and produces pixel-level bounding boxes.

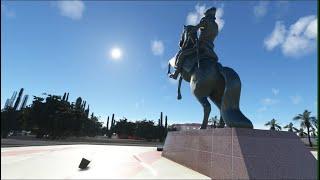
[177,95,182,100]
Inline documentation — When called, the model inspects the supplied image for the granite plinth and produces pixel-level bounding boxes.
[162,128,317,180]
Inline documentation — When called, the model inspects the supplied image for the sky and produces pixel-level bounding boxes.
[1,1,318,130]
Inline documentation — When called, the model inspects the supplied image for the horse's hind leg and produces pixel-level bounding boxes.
[209,93,222,110]
[209,88,225,127]
[196,96,211,129]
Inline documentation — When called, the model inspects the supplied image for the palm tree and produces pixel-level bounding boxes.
[217,116,225,128]
[208,116,219,128]
[283,122,294,132]
[310,127,316,137]
[293,110,316,147]
[293,127,307,137]
[265,118,281,131]
[310,118,318,137]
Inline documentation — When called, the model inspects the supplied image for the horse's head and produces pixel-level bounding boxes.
[180,25,198,49]
[184,25,198,35]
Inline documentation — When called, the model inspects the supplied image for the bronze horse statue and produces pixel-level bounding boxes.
[168,25,253,129]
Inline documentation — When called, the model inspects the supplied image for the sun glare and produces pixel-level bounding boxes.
[110,48,122,60]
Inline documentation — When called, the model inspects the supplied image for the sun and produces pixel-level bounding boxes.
[110,48,122,60]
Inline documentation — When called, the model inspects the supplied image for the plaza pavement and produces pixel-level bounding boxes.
[1,144,210,179]
[1,140,318,179]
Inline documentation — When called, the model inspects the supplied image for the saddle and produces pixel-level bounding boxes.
[168,50,198,74]
[175,48,198,73]
[182,54,198,73]
[180,49,217,73]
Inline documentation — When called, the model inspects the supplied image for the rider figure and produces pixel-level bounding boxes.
[169,26,198,79]
[169,7,219,80]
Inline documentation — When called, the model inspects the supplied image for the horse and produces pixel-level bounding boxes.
[168,25,253,129]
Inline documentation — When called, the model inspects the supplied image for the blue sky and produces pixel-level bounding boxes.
[1,1,317,130]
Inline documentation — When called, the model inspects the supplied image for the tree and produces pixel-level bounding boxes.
[13,88,24,110]
[293,110,316,147]
[106,116,109,131]
[85,105,89,117]
[1,110,10,137]
[208,116,218,128]
[3,98,10,110]
[135,119,157,141]
[218,116,225,128]
[20,95,29,110]
[293,127,307,137]
[66,93,69,102]
[265,119,281,131]
[283,122,294,132]
[62,93,66,101]
[108,114,115,138]
[160,112,163,127]
[75,97,82,110]
[114,117,135,138]
[165,116,168,129]
[310,127,317,137]
[310,117,318,137]
[9,91,17,108]
[164,115,168,139]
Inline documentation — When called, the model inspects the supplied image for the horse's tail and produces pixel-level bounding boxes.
[219,66,254,129]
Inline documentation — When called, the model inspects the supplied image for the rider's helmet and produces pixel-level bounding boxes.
[204,7,216,17]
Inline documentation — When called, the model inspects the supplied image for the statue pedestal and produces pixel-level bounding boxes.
[162,128,316,179]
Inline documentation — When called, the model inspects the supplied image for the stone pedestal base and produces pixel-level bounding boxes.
[162,128,316,179]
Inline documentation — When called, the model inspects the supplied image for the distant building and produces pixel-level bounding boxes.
[171,123,201,131]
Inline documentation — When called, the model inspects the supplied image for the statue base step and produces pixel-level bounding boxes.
[162,128,316,179]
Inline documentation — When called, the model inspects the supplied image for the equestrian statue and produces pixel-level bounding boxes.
[167,7,253,129]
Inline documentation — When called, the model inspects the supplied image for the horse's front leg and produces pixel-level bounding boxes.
[177,76,182,100]
[195,96,211,129]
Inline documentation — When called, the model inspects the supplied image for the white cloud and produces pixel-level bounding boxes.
[261,98,279,106]
[282,16,317,57]
[57,0,85,20]
[215,6,225,31]
[271,88,279,96]
[186,4,206,26]
[290,95,302,105]
[151,40,164,56]
[282,34,315,58]
[264,21,286,50]
[186,4,224,31]
[253,1,269,18]
[304,19,317,39]
[264,15,317,58]
[289,16,315,36]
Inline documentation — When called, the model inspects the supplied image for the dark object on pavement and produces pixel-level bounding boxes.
[79,158,90,169]
[157,146,163,151]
